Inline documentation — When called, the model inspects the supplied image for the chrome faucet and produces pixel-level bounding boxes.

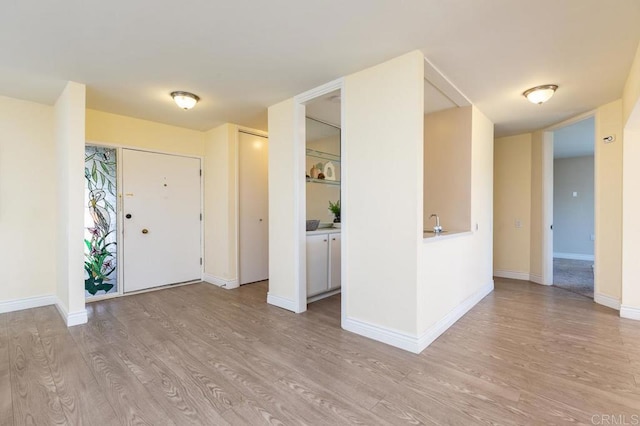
[429,213,442,233]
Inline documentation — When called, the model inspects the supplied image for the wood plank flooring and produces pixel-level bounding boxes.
[1,278,639,425]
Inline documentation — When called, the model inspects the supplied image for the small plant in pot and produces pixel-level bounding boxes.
[328,200,340,223]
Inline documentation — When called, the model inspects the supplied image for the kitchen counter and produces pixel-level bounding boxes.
[423,230,472,242]
[307,227,341,236]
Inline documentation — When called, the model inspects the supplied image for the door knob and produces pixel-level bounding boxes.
[142,229,149,234]
[125,214,132,219]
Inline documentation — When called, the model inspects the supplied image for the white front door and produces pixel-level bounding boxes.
[122,149,201,293]
[239,132,269,285]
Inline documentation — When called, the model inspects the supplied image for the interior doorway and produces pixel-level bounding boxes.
[304,92,342,309]
[551,117,595,298]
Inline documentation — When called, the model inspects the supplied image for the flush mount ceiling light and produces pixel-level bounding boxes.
[171,91,200,110]
[523,84,558,105]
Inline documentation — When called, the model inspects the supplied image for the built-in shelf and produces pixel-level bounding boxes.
[306,149,340,163]
[306,177,341,186]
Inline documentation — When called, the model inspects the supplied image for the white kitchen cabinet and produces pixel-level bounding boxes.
[306,230,341,298]
[329,233,341,290]
[306,234,329,296]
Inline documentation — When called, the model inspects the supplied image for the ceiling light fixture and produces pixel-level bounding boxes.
[171,91,200,110]
[523,84,558,104]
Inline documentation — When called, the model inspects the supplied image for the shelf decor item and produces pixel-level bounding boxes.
[328,200,340,223]
[323,161,336,181]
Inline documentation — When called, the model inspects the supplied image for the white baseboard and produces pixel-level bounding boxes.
[594,293,620,311]
[307,288,341,303]
[554,252,595,261]
[0,294,57,314]
[494,270,530,281]
[529,273,549,285]
[54,300,88,327]
[266,293,297,312]
[620,305,640,320]
[415,280,494,353]
[343,281,494,354]
[202,273,239,290]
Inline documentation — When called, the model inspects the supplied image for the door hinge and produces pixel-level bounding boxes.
[199,169,202,176]
[200,257,203,265]
[200,213,202,221]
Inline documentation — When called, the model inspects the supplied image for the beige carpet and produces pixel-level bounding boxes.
[553,258,594,299]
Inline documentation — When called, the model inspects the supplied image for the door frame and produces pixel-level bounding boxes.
[541,110,597,291]
[292,78,345,315]
[235,128,269,285]
[84,141,204,302]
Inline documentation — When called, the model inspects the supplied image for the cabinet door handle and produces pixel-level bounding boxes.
[323,239,327,242]
[332,238,336,241]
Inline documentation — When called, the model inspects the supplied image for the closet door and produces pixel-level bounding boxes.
[239,132,269,284]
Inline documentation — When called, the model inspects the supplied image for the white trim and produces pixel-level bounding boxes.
[595,293,621,310]
[415,281,494,353]
[344,281,494,354]
[293,77,345,315]
[553,252,595,261]
[202,273,239,289]
[529,273,548,285]
[343,317,422,353]
[423,56,471,107]
[55,299,88,327]
[266,293,298,312]
[543,110,597,132]
[307,289,341,303]
[493,270,530,281]
[620,305,640,320]
[0,295,57,314]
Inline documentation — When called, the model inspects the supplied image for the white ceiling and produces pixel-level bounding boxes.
[553,117,595,159]
[0,1,638,135]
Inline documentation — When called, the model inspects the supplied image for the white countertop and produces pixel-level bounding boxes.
[307,227,341,236]
[423,230,473,242]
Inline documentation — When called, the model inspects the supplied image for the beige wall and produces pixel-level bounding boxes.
[267,98,300,305]
[595,100,623,300]
[623,41,640,125]
[423,107,471,232]
[343,50,424,335]
[55,82,87,320]
[621,41,640,318]
[419,107,494,337]
[0,96,57,306]
[493,134,532,275]
[86,109,205,156]
[203,124,240,285]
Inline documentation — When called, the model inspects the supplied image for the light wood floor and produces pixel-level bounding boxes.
[1,279,639,425]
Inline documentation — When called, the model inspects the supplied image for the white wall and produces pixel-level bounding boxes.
[423,107,472,232]
[418,107,494,344]
[0,96,57,308]
[55,81,87,325]
[342,51,424,336]
[553,156,594,257]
